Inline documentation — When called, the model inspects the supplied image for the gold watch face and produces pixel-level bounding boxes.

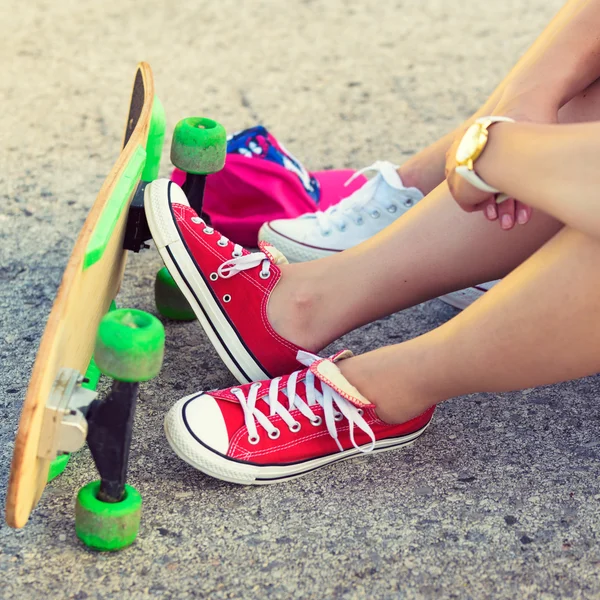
[455,123,488,166]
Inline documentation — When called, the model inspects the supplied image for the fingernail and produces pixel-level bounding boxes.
[517,209,528,225]
[501,214,513,229]
[486,204,497,220]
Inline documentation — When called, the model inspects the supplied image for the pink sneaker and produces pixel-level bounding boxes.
[145,179,309,384]
[164,350,434,484]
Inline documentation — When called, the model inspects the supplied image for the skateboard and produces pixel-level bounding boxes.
[5,63,228,551]
[5,63,167,550]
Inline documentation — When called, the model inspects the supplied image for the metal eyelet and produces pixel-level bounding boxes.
[217,239,228,247]
[223,294,232,303]
[232,250,242,258]
[357,409,364,416]
[191,217,202,224]
[338,224,347,232]
[203,227,214,235]
[231,387,240,393]
[334,412,343,422]
[404,199,413,208]
[268,429,281,440]
[310,416,323,426]
[387,204,398,213]
[289,422,301,433]
[248,435,260,445]
[322,230,332,237]
[370,209,381,219]
[356,217,364,225]
[209,273,218,281]
[259,270,270,279]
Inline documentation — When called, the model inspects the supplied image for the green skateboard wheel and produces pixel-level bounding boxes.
[171,117,226,175]
[155,267,196,321]
[95,308,165,382]
[75,481,142,551]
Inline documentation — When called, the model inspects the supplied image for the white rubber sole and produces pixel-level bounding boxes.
[258,223,337,263]
[144,179,270,384]
[165,392,432,485]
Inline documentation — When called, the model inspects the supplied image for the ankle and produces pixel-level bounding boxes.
[337,349,439,424]
[267,264,331,352]
[397,163,422,191]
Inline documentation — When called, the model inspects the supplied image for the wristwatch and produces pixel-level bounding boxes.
[455,116,514,193]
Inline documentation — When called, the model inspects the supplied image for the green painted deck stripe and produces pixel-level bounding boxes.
[47,454,70,482]
[83,145,146,270]
[142,96,166,182]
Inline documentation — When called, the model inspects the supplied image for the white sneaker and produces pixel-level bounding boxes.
[258,161,424,262]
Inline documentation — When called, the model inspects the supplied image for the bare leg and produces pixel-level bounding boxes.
[271,185,562,350]
[338,227,600,423]
[268,77,600,352]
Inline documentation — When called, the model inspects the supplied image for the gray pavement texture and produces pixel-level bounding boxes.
[1,0,599,598]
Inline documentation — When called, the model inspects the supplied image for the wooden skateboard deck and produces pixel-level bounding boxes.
[6,62,163,529]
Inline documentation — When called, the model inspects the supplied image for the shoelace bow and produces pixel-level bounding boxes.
[218,252,272,280]
[313,161,409,234]
[230,351,376,452]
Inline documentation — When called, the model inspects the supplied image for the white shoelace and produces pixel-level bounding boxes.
[230,351,376,452]
[191,216,271,279]
[218,252,272,280]
[312,161,413,235]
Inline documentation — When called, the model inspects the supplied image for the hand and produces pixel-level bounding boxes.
[445,89,559,230]
[478,196,532,230]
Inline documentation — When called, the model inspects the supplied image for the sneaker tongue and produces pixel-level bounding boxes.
[377,161,405,190]
[258,241,289,266]
[309,354,374,408]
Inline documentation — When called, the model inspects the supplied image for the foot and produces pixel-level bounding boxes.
[144,179,312,384]
[258,161,424,261]
[164,350,434,484]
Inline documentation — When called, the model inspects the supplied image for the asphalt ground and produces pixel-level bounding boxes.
[4,1,600,598]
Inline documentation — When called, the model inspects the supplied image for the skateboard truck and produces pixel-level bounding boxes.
[123,182,151,253]
[122,175,210,253]
[37,368,139,504]
[86,380,138,503]
[122,175,208,253]
[124,115,226,254]
[181,172,209,223]
[38,369,96,460]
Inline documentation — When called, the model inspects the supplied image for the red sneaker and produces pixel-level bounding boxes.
[164,350,434,484]
[145,179,310,383]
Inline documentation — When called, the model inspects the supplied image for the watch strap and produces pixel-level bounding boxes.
[476,115,515,127]
[455,165,500,193]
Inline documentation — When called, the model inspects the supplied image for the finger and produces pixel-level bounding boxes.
[515,201,532,225]
[481,198,498,221]
[497,198,516,230]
